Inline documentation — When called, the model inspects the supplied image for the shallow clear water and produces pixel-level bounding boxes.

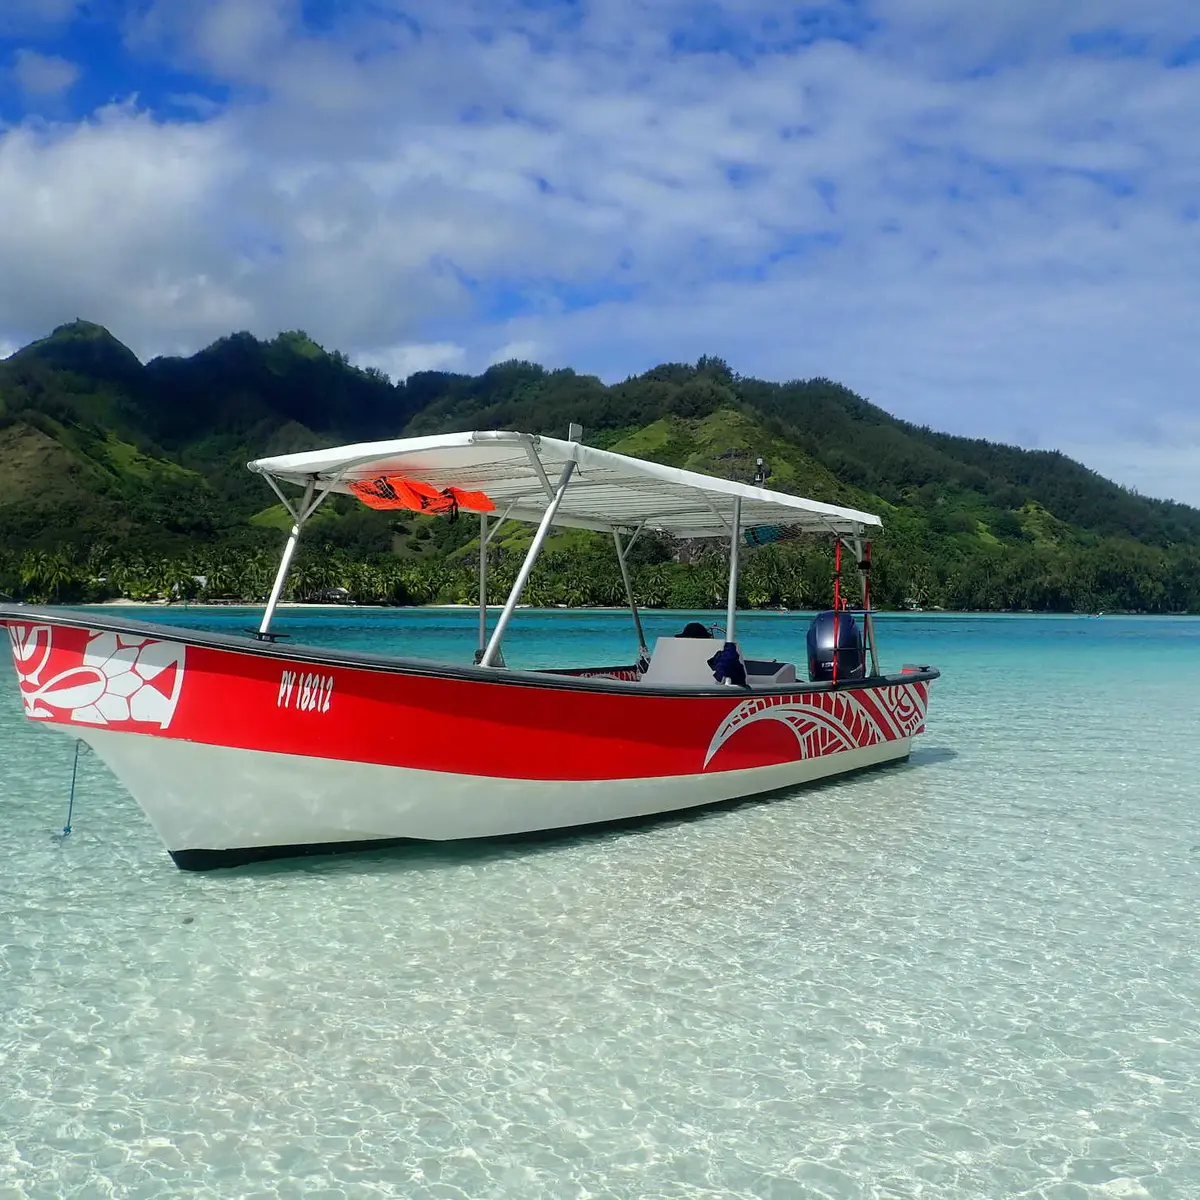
[2,608,1198,1199]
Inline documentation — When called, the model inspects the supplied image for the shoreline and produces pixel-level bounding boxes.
[23,600,1194,618]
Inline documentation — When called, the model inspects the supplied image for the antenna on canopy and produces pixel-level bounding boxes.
[753,456,770,486]
[568,422,584,443]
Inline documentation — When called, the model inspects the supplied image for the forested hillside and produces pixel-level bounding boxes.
[1,320,1196,612]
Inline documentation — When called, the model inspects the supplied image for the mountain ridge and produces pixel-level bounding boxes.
[1,320,1196,612]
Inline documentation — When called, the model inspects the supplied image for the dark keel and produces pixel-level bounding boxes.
[170,838,411,871]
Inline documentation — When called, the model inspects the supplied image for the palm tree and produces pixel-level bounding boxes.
[202,561,238,600]
[20,551,80,603]
[346,562,387,603]
[523,575,561,608]
[20,551,52,600]
[560,565,591,607]
[597,569,627,607]
[637,565,670,608]
[166,563,201,603]
[397,566,436,606]
[691,556,726,607]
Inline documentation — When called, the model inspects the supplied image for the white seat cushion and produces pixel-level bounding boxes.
[640,637,729,686]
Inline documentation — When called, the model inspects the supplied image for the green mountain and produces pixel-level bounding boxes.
[1,320,1197,612]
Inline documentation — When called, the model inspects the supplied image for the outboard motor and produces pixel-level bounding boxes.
[806,610,865,682]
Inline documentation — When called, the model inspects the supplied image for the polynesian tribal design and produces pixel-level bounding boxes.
[704,684,928,769]
[6,624,186,729]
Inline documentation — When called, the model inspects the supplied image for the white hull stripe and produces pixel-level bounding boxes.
[63,725,913,854]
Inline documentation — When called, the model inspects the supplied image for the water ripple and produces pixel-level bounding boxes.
[1,612,1198,1198]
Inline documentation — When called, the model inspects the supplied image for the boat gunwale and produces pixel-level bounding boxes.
[0,604,940,698]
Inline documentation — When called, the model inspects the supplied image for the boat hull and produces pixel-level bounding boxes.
[60,725,914,868]
[3,608,935,869]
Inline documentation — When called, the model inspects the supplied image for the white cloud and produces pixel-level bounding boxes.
[126,0,295,83]
[0,103,251,347]
[355,341,466,381]
[0,0,82,35]
[0,0,1197,503]
[166,92,224,118]
[11,48,79,98]
[872,0,1200,63]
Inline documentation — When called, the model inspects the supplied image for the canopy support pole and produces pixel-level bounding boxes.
[480,460,577,667]
[613,521,648,667]
[474,502,517,664]
[725,497,742,646]
[258,478,325,639]
[853,533,880,676]
[522,438,556,498]
[477,513,489,659]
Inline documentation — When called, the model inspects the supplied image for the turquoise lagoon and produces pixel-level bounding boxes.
[1,608,1198,1199]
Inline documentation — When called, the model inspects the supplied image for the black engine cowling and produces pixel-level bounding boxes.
[806,610,865,682]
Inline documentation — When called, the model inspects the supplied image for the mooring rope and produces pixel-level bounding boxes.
[62,740,82,837]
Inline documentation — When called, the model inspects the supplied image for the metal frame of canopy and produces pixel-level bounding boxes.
[248,427,885,678]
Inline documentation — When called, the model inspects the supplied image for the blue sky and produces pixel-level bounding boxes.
[2,0,1199,502]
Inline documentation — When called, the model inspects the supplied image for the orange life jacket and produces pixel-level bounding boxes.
[349,476,496,518]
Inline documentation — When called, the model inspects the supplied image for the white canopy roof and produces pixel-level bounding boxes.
[248,430,880,537]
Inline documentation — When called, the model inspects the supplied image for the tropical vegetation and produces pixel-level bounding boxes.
[1,320,1197,613]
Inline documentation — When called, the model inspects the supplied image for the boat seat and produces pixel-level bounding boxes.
[743,660,797,687]
[640,636,729,687]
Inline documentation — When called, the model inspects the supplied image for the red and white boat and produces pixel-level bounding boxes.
[1,429,937,870]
